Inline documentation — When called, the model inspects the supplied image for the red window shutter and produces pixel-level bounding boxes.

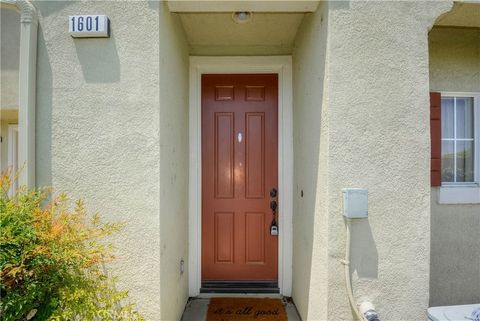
[430,92,442,186]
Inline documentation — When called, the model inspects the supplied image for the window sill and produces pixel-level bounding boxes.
[437,185,480,204]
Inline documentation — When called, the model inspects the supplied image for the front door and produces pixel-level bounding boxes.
[201,74,278,282]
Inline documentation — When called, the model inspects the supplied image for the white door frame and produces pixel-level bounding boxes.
[188,56,293,297]
[7,124,19,196]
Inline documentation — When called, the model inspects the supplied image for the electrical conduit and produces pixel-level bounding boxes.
[341,219,365,321]
[341,219,380,321]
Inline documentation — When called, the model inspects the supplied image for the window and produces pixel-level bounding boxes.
[441,95,477,184]
[439,93,480,204]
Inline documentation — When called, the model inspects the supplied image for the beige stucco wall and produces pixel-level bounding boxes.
[323,2,452,321]
[428,27,480,306]
[24,1,478,320]
[35,1,162,319]
[429,27,479,93]
[158,3,190,320]
[430,193,480,306]
[291,2,329,320]
[1,7,20,110]
[1,7,19,174]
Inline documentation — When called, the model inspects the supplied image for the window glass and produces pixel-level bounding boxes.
[441,95,475,184]
[456,141,474,182]
[456,97,474,139]
[441,140,454,182]
[441,97,454,139]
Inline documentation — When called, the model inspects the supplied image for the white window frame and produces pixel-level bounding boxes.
[438,92,480,204]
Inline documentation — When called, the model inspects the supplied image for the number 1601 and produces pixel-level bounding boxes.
[69,15,109,38]
[71,16,99,32]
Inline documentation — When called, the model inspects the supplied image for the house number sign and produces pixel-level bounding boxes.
[69,15,109,38]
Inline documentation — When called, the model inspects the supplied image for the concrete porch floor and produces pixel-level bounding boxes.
[181,296,302,321]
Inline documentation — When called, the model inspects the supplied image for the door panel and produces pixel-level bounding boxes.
[245,212,265,264]
[202,74,278,281]
[245,113,265,199]
[214,212,234,264]
[214,113,235,199]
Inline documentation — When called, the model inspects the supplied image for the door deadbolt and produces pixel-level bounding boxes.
[270,200,277,211]
[270,188,277,198]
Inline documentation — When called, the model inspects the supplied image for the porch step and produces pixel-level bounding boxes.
[200,281,280,294]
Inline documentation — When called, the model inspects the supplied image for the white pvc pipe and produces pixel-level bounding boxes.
[342,219,366,321]
[359,302,380,321]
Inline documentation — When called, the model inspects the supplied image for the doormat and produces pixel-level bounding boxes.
[206,297,288,321]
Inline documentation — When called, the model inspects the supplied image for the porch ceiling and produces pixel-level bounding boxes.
[179,13,305,55]
[168,1,319,12]
[435,2,480,28]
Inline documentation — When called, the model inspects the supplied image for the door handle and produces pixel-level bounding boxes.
[270,200,278,236]
[270,188,278,236]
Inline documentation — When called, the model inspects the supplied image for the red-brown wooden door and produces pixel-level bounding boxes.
[201,74,278,281]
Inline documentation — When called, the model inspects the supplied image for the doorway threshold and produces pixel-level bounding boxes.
[200,281,279,294]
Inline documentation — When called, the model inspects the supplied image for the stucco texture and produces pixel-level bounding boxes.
[430,192,480,306]
[429,26,480,306]
[35,1,162,319]
[159,2,190,320]
[26,0,480,320]
[429,27,479,93]
[1,8,19,175]
[1,8,20,110]
[291,2,329,320]
[180,12,304,56]
[324,2,452,321]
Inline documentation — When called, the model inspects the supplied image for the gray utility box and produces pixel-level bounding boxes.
[342,188,368,219]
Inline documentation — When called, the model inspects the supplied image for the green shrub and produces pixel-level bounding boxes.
[0,171,145,321]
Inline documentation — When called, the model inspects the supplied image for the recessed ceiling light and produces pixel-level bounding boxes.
[232,11,253,24]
